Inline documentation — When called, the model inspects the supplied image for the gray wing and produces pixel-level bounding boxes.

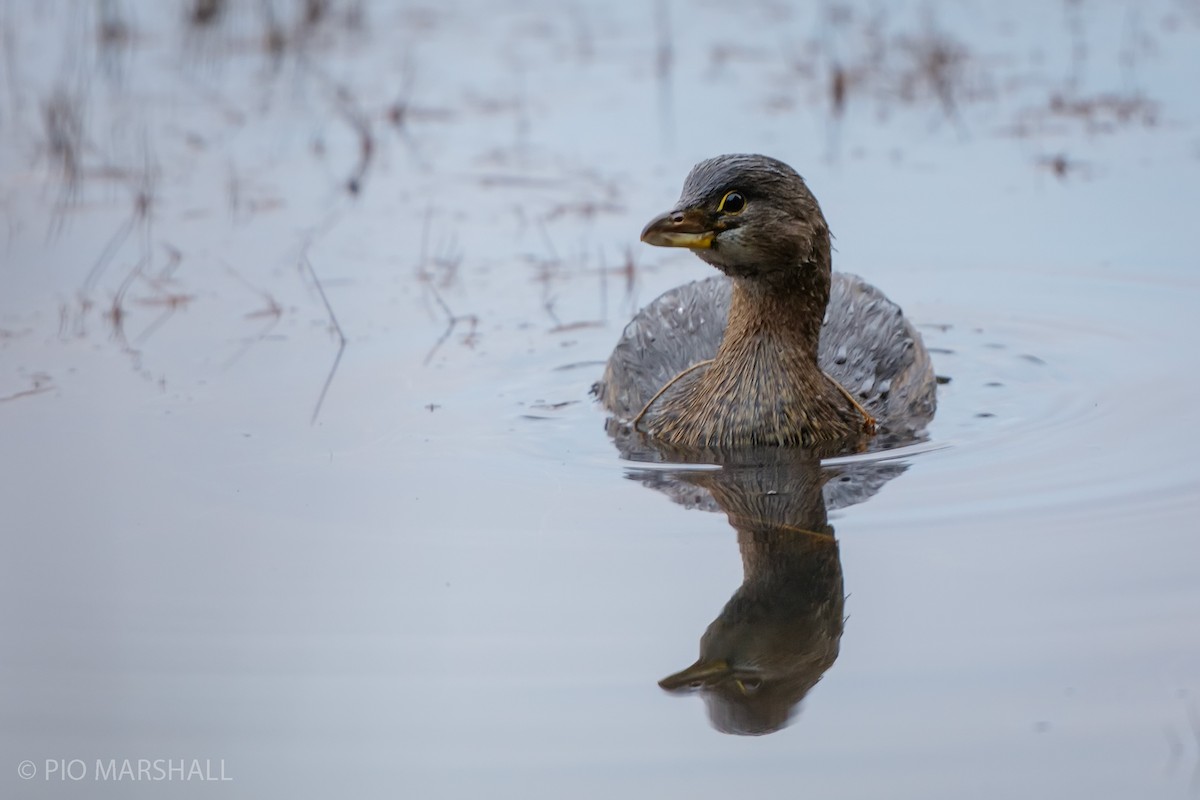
[594,275,731,418]
[820,272,937,436]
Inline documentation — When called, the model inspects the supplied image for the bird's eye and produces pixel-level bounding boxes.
[718,191,746,215]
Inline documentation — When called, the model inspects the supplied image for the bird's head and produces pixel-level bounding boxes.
[640,154,831,280]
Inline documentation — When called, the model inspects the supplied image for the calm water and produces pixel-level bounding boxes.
[3,1,1199,798]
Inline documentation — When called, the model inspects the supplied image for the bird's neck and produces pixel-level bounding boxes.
[713,269,830,369]
[641,260,862,448]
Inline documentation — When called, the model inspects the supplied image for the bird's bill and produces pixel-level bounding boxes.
[640,208,715,249]
[658,658,730,690]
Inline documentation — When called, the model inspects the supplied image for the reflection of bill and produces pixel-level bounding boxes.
[627,449,910,735]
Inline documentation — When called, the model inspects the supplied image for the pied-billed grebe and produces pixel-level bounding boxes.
[596,154,936,449]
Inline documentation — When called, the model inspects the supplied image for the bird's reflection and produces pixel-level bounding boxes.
[655,454,844,736]
[615,426,913,735]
